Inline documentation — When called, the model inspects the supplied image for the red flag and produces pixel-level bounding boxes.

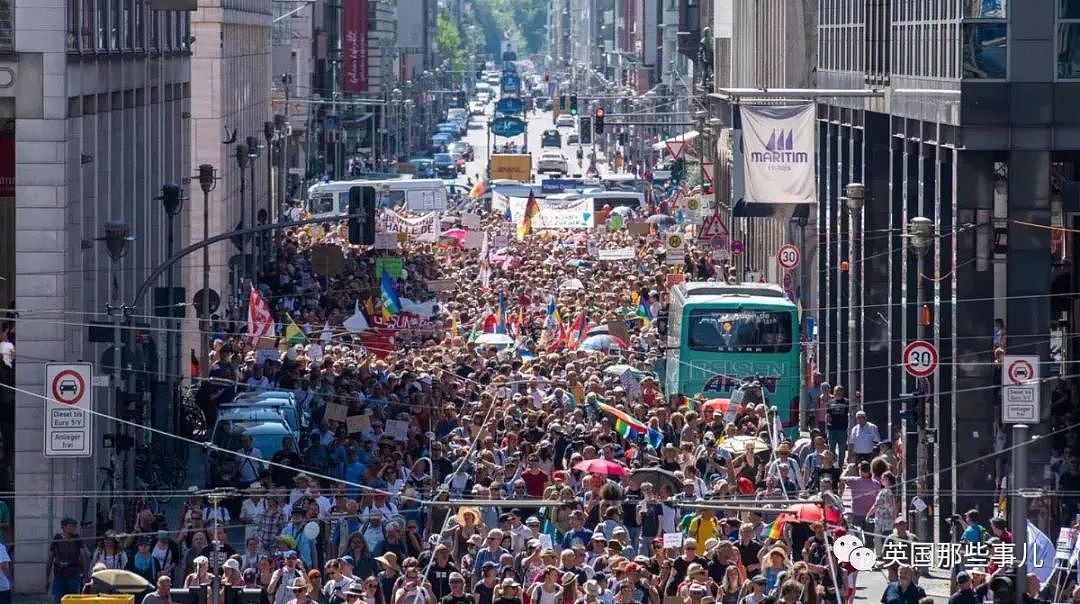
[247,287,274,345]
[566,311,588,351]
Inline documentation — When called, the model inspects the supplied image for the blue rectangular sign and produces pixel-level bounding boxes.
[541,179,580,193]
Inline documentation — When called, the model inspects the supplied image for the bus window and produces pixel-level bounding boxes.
[686,309,793,353]
[310,193,335,215]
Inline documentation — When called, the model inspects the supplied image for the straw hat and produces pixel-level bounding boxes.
[455,507,481,526]
[374,552,399,571]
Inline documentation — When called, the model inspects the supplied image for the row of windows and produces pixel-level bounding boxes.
[819,25,864,73]
[67,0,190,54]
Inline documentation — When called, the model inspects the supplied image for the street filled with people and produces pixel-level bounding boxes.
[34,167,1080,604]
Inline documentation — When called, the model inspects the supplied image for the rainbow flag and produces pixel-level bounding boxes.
[469,178,486,199]
[763,517,786,540]
[637,298,653,327]
[380,268,402,321]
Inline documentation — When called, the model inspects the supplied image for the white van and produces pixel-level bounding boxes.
[306,178,449,217]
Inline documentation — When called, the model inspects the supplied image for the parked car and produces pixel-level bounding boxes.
[410,158,436,178]
[556,114,575,128]
[567,133,580,145]
[450,141,474,162]
[537,151,569,175]
[433,153,457,179]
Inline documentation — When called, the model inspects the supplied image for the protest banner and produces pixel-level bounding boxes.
[378,209,439,242]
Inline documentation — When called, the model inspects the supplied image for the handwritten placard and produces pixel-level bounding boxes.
[324,403,349,424]
[346,414,371,434]
[663,532,684,549]
[384,419,409,441]
[462,213,481,230]
[464,230,485,250]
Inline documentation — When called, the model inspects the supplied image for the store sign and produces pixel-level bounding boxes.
[342,0,369,93]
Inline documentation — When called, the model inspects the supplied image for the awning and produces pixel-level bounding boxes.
[652,129,699,151]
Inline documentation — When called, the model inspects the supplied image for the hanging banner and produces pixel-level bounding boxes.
[595,247,636,261]
[342,0,369,93]
[508,197,592,230]
[740,104,816,205]
[377,209,439,241]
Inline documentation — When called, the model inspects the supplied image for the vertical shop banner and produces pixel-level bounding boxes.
[739,104,816,205]
[342,0,369,93]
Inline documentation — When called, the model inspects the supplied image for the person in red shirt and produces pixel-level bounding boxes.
[521,455,549,498]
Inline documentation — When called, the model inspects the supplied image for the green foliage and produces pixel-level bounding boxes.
[437,8,466,73]
[464,0,547,58]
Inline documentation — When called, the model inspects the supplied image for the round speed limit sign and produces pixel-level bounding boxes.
[777,244,800,269]
[903,340,939,378]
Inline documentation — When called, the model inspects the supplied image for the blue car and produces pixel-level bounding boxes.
[433,153,457,179]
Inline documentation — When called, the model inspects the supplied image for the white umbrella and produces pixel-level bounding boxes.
[559,278,585,292]
[474,333,514,346]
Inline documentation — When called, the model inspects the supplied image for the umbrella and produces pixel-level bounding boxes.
[610,205,633,216]
[91,569,153,594]
[579,334,627,352]
[628,467,682,493]
[784,502,842,525]
[646,214,675,226]
[717,434,770,455]
[474,333,514,346]
[588,324,611,337]
[440,228,467,241]
[559,278,585,292]
[573,458,628,477]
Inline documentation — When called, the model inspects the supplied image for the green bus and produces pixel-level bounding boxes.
[660,282,802,428]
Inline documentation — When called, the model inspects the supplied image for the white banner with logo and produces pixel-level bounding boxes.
[740,104,816,204]
[377,209,439,241]
[509,197,592,230]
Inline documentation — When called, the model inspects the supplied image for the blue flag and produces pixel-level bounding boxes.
[380,268,402,319]
[496,291,507,334]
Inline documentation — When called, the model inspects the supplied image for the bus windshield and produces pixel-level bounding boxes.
[686,309,793,353]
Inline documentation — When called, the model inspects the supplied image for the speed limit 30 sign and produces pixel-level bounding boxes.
[903,340,939,378]
[777,244,800,270]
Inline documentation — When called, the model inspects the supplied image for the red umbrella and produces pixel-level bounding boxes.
[784,502,842,525]
[573,458,628,477]
[702,398,744,415]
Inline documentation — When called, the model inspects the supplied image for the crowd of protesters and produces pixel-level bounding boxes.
[36,183,1080,604]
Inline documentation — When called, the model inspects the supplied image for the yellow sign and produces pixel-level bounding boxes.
[63,596,135,604]
[396,232,409,243]
[687,197,700,211]
[490,154,532,181]
[666,234,684,249]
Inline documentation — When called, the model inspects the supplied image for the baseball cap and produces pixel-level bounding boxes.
[284,550,299,559]
[339,555,355,566]
[956,571,971,584]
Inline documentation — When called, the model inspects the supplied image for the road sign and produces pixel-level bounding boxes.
[665,140,687,159]
[777,244,801,269]
[491,116,526,137]
[730,240,745,255]
[44,363,93,457]
[495,97,523,115]
[1002,355,1041,424]
[710,235,728,249]
[902,341,938,378]
[666,234,684,250]
[698,213,728,240]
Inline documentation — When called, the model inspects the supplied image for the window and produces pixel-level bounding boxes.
[1060,2,1080,77]
[686,309,794,353]
[963,1,1007,80]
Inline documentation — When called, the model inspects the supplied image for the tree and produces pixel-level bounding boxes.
[436,8,466,73]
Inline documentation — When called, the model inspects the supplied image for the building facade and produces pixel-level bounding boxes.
[4,0,192,589]
[185,0,271,358]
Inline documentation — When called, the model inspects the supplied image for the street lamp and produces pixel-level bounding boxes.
[234,143,249,290]
[246,136,261,281]
[273,114,288,212]
[906,215,935,542]
[99,220,133,524]
[157,183,183,429]
[197,164,217,379]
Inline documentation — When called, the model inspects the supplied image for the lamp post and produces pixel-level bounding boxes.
[158,183,183,431]
[245,136,261,281]
[843,183,865,421]
[197,164,217,378]
[264,120,276,221]
[234,143,249,290]
[100,221,133,516]
[273,114,288,215]
[907,215,934,541]
[391,88,403,160]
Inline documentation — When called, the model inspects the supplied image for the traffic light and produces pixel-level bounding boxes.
[569,95,578,115]
[670,156,685,184]
[348,185,377,245]
[617,131,627,145]
[594,108,605,133]
[559,95,567,111]
[579,117,592,144]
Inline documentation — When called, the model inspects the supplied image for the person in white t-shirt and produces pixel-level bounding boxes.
[0,541,11,604]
